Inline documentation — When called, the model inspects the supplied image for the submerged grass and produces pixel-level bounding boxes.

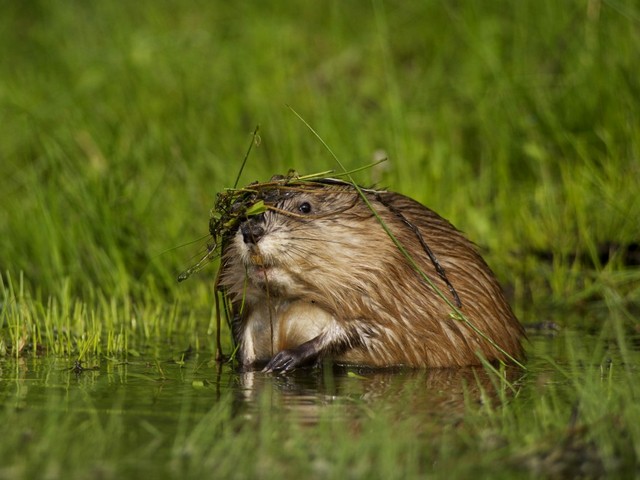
[0,0,639,478]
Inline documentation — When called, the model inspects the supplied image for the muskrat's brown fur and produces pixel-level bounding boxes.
[219,179,525,372]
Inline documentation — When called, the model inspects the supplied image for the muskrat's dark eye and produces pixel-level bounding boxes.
[298,202,312,214]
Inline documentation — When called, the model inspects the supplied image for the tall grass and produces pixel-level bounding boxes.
[2,0,638,309]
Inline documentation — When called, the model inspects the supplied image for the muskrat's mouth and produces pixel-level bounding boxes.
[245,260,294,293]
[245,253,276,282]
[243,248,292,289]
[246,264,282,287]
[250,254,264,266]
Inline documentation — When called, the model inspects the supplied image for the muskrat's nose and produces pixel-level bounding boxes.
[240,221,265,245]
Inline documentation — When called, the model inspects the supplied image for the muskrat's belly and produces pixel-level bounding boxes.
[240,300,335,364]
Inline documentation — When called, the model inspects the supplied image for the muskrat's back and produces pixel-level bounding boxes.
[219,180,525,371]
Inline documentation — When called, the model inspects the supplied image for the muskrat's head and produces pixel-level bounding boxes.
[218,178,394,302]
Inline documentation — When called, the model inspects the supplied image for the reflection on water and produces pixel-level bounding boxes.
[0,328,631,428]
[1,327,636,480]
[232,364,525,425]
[0,357,526,430]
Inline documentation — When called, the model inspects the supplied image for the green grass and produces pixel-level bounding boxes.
[0,0,639,478]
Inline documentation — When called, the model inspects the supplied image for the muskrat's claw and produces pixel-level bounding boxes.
[263,339,321,373]
[263,350,300,373]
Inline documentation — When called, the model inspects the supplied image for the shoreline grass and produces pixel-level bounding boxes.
[0,272,217,359]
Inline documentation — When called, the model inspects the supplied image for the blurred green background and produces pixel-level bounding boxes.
[1,0,638,319]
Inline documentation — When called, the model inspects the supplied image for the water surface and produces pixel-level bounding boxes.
[1,328,626,422]
[0,327,635,478]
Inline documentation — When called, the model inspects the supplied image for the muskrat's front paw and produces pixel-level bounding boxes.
[263,350,302,373]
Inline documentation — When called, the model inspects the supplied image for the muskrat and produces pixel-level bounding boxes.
[218,177,525,372]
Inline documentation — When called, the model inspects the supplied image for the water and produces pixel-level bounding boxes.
[0,327,636,478]
[0,329,613,422]
[0,355,516,423]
